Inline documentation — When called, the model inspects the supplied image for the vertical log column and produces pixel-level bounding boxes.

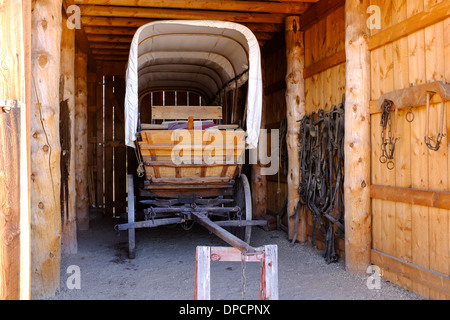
[0,0,29,300]
[30,0,63,298]
[75,50,89,230]
[344,0,371,273]
[285,16,306,242]
[60,12,77,254]
[252,149,267,218]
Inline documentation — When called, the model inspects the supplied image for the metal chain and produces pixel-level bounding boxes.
[241,252,246,300]
[380,99,397,170]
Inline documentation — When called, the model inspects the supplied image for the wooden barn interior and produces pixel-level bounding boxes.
[1,0,450,300]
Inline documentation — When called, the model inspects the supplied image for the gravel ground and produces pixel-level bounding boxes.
[51,216,423,301]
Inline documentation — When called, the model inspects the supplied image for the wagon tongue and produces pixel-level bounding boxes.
[191,211,265,254]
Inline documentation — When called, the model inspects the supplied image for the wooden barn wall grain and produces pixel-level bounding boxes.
[304,6,346,114]
[262,34,289,222]
[302,6,346,251]
[369,0,450,299]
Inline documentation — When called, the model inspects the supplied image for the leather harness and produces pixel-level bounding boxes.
[296,97,345,264]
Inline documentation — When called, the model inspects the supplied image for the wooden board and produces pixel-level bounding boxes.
[151,105,222,120]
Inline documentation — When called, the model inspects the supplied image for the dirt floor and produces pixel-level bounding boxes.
[51,215,423,301]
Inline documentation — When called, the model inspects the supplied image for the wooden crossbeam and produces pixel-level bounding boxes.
[91,49,129,56]
[303,50,346,78]
[81,17,284,33]
[79,5,287,24]
[84,26,137,36]
[151,105,222,120]
[87,34,132,43]
[93,55,128,62]
[90,42,130,49]
[74,0,310,15]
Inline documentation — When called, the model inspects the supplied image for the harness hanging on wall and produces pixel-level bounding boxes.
[379,99,398,170]
[298,96,345,264]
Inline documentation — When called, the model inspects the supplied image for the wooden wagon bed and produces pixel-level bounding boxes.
[137,105,246,198]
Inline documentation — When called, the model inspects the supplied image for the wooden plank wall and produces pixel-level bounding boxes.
[369,0,450,299]
[304,6,346,115]
[303,6,346,251]
[262,34,289,223]
[103,76,127,217]
[88,61,128,218]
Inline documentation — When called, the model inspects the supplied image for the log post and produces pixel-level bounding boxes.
[251,85,267,218]
[252,144,267,218]
[344,0,371,273]
[60,11,77,254]
[75,50,89,230]
[30,0,63,299]
[285,16,306,242]
[0,0,30,300]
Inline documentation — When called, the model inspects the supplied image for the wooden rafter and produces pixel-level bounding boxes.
[79,5,287,24]
[90,42,131,49]
[84,26,137,36]
[75,1,315,65]
[74,0,313,14]
[75,0,318,60]
[82,18,284,34]
[86,34,132,43]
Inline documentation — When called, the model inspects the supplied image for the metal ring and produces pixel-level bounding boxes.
[406,110,415,123]
[387,161,395,170]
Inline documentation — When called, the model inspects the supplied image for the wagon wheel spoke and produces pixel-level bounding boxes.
[231,173,252,244]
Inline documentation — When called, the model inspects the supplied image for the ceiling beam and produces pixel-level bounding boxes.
[81,16,284,33]
[90,42,130,49]
[87,30,273,43]
[84,26,137,36]
[94,55,128,61]
[92,49,129,56]
[74,0,311,15]
[79,5,288,24]
[86,34,132,43]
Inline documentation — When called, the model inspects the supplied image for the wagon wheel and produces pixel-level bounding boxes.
[232,173,252,244]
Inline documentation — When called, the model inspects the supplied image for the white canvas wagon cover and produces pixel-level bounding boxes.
[124,20,263,149]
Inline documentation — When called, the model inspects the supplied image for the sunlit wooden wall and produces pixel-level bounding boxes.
[369,0,450,299]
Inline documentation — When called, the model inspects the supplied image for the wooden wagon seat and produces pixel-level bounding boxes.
[140,105,240,130]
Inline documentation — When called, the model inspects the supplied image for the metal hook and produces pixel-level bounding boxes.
[424,91,446,151]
